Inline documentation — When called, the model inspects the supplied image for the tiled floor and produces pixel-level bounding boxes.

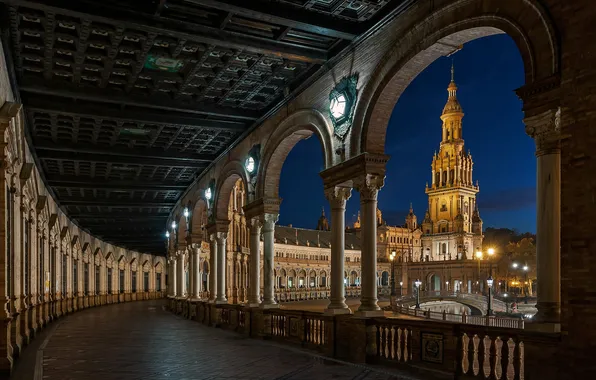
[12,300,431,380]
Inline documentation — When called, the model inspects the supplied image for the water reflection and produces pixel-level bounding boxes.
[418,301,471,315]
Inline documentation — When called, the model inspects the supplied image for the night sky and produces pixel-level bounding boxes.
[278,34,536,234]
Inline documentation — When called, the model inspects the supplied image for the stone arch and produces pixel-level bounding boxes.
[177,211,188,247]
[256,109,334,200]
[214,160,250,222]
[349,0,559,157]
[190,198,208,238]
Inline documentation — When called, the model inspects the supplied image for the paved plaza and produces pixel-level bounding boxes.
[11,300,431,380]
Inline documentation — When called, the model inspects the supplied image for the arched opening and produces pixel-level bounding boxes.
[381,271,389,287]
[349,1,559,322]
[287,269,296,289]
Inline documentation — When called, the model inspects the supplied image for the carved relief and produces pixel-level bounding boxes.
[524,107,562,154]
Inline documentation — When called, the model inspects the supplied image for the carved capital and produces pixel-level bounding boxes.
[324,186,352,210]
[524,107,562,155]
[215,232,227,244]
[354,174,385,202]
[249,217,262,234]
[260,213,278,233]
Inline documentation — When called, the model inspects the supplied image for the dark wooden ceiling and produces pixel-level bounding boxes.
[1,0,414,255]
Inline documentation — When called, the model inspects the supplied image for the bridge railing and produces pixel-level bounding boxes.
[393,305,525,329]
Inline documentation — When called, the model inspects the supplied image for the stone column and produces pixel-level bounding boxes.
[215,232,228,303]
[171,257,177,297]
[354,174,385,317]
[324,187,352,315]
[176,253,184,297]
[525,108,561,325]
[247,218,262,307]
[261,213,279,308]
[209,234,217,302]
[194,247,201,299]
[188,248,195,298]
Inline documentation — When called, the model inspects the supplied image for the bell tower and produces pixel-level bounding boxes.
[423,63,482,261]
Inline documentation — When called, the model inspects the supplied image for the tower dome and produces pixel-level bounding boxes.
[441,62,463,117]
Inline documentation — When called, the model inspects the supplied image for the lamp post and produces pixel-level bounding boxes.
[475,250,483,293]
[487,247,495,276]
[390,251,396,296]
[414,279,422,309]
[399,281,403,296]
[523,265,529,304]
[487,275,494,316]
[512,262,519,304]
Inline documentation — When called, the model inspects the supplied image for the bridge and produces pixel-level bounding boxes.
[395,291,507,315]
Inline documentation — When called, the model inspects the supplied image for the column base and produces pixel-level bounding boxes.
[324,307,352,315]
[247,302,261,308]
[260,303,280,309]
[353,310,385,318]
[215,299,228,304]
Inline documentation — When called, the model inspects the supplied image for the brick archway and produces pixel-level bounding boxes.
[349,0,559,157]
[256,109,334,200]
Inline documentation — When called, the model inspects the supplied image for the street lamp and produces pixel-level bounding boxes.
[399,281,403,296]
[414,279,422,309]
[487,247,495,276]
[475,250,483,293]
[390,251,397,296]
[523,265,529,304]
[445,280,450,293]
[486,275,494,316]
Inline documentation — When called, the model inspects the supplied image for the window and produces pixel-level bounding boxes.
[62,257,67,295]
[24,219,30,297]
[51,247,56,295]
[144,272,149,292]
[119,269,125,293]
[440,203,447,212]
[39,237,44,296]
[6,186,13,306]
[73,260,78,296]
[156,273,162,291]
[84,263,89,296]
[107,268,113,293]
[132,271,137,293]
[95,266,100,294]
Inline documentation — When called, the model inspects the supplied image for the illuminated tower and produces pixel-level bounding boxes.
[421,64,483,261]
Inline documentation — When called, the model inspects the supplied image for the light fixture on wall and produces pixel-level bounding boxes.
[328,74,358,140]
[171,221,177,230]
[205,187,212,201]
[245,156,256,174]
[183,207,190,219]
[165,231,170,239]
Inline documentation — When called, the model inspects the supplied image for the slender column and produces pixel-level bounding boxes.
[176,253,184,297]
[525,108,561,325]
[194,247,201,298]
[261,213,279,308]
[248,218,262,307]
[215,232,228,303]
[209,234,217,302]
[324,187,352,315]
[171,258,177,297]
[189,247,196,298]
[354,174,385,317]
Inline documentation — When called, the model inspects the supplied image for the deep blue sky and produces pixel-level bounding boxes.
[278,35,536,233]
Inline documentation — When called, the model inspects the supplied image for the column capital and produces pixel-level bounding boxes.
[249,217,262,231]
[354,174,385,202]
[215,232,227,244]
[524,107,562,155]
[324,186,352,208]
[260,213,278,233]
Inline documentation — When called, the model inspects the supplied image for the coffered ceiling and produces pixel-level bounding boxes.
[1,0,414,255]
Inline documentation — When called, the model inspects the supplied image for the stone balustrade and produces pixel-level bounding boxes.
[169,296,559,379]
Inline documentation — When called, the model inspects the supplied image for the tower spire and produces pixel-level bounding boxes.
[451,59,455,82]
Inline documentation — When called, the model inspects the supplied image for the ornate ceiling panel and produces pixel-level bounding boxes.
[1,0,415,255]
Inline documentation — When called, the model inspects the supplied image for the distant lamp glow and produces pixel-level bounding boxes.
[445,281,449,285]
[399,281,403,287]
[165,231,170,239]
[390,250,396,261]
[487,248,495,256]
[523,265,529,271]
[512,262,519,269]
[183,207,190,218]
[475,250,483,259]
[504,293,508,298]
[245,156,256,174]
[171,221,177,230]
[414,279,422,288]
[205,187,212,201]
[329,93,347,119]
